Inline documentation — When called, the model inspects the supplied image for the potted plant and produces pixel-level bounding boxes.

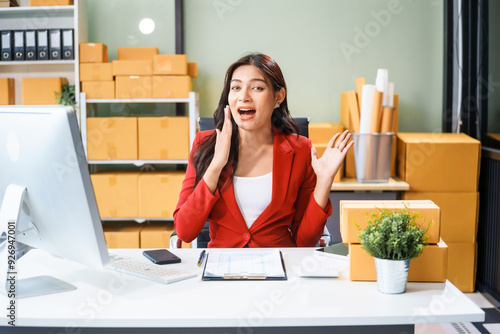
[55,83,76,110]
[356,205,433,294]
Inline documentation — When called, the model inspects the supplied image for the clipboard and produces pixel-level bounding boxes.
[202,250,287,281]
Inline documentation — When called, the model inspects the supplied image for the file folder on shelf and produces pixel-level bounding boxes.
[202,249,287,281]
[61,29,73,60]
[1,31,12,61]
[49,29,61,60]
[25,30,37,61]
[37,30,48,60]
[13,30,25,61]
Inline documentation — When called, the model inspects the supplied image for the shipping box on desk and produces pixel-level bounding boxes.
[113,60,153,76]
[79,63,113,81]
[138,116,189,160]
[82,81,115,99]
[115,76,152,99]
[118,47,158,61]
[153,54,188,75]
[138,172,186,218]
[79,43,108,63]
[91,172,140,218]
[349,239,448,282]
[103,223,143,249]
[22,77,66,105]
[152,76,192,99]
[403,191,479,243]
[86,117,138,160]
[396,133,480,192]
[0,78,15,105]
[446,242,477,293]
[339,200,441,244]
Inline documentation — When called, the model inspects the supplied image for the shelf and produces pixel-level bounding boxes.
[88,160,188,166]
[86,98,191,104]
[0,60,75,66]
[0,5,75,16]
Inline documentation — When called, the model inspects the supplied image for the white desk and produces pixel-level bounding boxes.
[0,248,484,334]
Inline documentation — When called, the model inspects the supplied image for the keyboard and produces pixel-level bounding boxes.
[108,254,197,284]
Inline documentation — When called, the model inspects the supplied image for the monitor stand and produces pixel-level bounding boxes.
[0,184,76,298]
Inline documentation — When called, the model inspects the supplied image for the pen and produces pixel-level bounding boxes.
[197,250,206,267]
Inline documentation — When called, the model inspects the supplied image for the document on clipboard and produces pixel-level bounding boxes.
[202,249,287,280]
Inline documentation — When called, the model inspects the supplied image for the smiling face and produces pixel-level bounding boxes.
[228,65,284,133]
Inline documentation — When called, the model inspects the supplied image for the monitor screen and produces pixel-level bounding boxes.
[0,106,109,281]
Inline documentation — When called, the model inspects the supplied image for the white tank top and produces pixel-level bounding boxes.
[233,172,273,229]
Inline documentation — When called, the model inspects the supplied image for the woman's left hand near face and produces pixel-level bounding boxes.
[311,130,354,184]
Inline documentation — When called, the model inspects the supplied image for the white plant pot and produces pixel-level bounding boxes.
[374,258,410,294]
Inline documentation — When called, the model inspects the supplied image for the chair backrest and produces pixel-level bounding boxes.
[198,117,310,138]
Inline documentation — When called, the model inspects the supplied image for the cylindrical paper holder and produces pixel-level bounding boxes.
[353,132,394,183]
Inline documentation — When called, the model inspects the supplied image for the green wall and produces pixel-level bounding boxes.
[88,0,443,132]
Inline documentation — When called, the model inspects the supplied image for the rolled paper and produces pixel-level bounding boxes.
[355,77,366,111]
[375,68,389,106]
[387,82,395,107]
[347,90,360,133]
[359,84,375,134]
[371,91,384,133]
[392,93,399,133]
[380,106,395,133]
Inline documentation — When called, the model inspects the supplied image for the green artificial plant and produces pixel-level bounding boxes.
[356,206,433,261]
[55,83,76,109]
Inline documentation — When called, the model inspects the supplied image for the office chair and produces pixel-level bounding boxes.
[171,116,331,248]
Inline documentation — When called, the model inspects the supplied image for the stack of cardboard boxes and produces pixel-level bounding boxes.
[341,200,448,282]
[0,78,15,105]
[397,132,481,292]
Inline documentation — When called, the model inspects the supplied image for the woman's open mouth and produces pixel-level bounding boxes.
[238,108,256,120]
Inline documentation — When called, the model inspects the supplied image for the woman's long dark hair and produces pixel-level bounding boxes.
[193,53,299,189]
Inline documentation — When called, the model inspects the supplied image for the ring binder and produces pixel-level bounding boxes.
[25,30,37,61]
[1,31,12,61]
[49,29,61,60]
[37,30,48,60]
[13,30,25,61]
[62,29,73,60]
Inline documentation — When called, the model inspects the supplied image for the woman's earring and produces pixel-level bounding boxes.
[275,103,280,108]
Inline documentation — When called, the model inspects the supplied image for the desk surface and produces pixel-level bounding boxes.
[0,248,483,329]
[331,178,410,191]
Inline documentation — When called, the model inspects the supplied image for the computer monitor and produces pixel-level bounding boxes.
[0,106,110,298]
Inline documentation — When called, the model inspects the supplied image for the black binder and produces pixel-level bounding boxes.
[49,29,61,60]
[25,30,37,61]
[37,30,48,60]
[61,29,74,60]
[13,30,25,61]
[1,31,12,61]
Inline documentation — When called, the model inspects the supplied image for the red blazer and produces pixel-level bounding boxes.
[173,129,333,248]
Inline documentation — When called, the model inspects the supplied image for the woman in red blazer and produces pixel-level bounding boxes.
[173,53,353,248]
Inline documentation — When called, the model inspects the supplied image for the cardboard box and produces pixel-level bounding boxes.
[349,239,448,282]
[397,133,480,192]
[403,192,478,243]
[103,223,142,248]
[153,54,188,75]
[0,78,15,105]
[339,200,441,244]
[82,81,115,99]
[115,76,152,99]
[30,0,73,6]
[117,47,158,61]
[79,63,113,81]
[138,117,189,160]
[91,173,139,218]
[79,43,108,63]
[139,172,186,218]
[86,117,138,160]
[446,242,476,293]
[188,62,198,78]
[140,223,175,249]
[152,75,192,99]
[112,60,153,76]
[309,122,344,144]
[22,77,66,105]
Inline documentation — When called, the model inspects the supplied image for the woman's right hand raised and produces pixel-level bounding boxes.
[203,105,232,193]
